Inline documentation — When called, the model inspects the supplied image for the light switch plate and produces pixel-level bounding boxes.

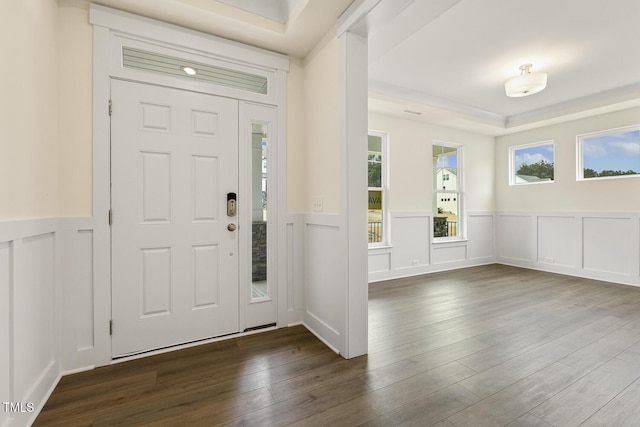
[312,196,323,212]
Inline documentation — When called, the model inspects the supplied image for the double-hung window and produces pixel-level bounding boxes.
[368,131,388,246]
[433,142,462,240]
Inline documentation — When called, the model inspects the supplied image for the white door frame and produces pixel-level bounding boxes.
[90,4,289,366]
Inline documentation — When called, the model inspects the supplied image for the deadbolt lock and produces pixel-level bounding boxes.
[227,192,237,217]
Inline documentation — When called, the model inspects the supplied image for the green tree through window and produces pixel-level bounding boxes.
[516,160,554,180]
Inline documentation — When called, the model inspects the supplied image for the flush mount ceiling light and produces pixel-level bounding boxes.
[181,66,197,76]
[505,64,547,97]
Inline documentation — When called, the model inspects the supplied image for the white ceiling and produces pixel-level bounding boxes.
[217,0,303,24]
[91,0,354,58]
[90,0,640,135]
[367,0,640,135]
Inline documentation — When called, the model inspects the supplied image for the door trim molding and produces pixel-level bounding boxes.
[91,4,289,366]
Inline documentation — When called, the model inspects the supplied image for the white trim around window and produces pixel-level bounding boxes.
[509,140,555,186]
[433,140,463,242]
[577,124,640,181]
[368,130,390,248]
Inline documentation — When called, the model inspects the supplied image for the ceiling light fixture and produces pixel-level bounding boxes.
[181,66,197,76]
[505,64,547,97]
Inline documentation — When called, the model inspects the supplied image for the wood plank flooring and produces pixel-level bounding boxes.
[35,265,640,426]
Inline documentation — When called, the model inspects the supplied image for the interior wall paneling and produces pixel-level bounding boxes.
[285,216,305,326]
[302,215,343,353]
[368,211,497,282]
[59,218,95,374]
[467,213,495,261]
[497,211,640,287]
[433,243,467,265]
[582,215,636,277]
[537,216,579,268]
[0,219,63,427]
[368,249,392,274]
[392,212,430,270]
[497,214,535,263]
[0,240,12,427]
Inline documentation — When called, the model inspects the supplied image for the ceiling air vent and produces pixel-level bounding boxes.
[122,47,268,95]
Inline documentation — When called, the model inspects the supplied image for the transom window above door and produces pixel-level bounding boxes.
[122,47,269,95]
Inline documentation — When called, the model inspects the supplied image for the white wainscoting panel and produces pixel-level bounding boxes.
[0,219,61,427]
[497,212,640,287]
[498,215,535,262]
[303,216,344,353]
[583,216,635,276]
[537,216,578,268]
[60,219,96,373]
[14,233,56,405]
[433,244,467,264]
[368,250,391,273]
[467,214,494,260]
[0,242,11,427]
[0,218,95,427]
[392,213,430,270]
[369,211,496,282]
[285,218,304,326]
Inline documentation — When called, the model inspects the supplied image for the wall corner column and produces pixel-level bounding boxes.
[339,30,368,358]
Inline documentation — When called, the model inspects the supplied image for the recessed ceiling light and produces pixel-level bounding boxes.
[181,66,197,76]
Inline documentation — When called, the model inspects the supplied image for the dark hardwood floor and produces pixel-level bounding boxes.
[35,265,640,426]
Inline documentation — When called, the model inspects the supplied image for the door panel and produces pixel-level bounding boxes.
[111,79,239,357]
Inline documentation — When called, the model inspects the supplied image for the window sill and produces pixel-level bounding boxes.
[368,245,393,251]
[432,238,468,245]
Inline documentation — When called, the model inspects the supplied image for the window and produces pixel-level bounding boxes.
[509,141,554,185]
[433,142,462,240]
[368,132,388,245]
[122,47,269,94]
[577,125,640,180]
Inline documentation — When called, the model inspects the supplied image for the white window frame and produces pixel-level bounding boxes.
[577,124,640,181]
[368,130,389,247]
[433,140,463,242]
[509,140,555,186]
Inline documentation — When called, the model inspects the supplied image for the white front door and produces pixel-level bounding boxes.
[110,79,239,357]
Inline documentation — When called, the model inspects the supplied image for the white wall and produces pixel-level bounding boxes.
[495,107,640,285]
[6,0,94,220]
[299,30,341,214]
[367,112,496,281]
[370,112,496,213]
[0,0,60,220]
[286,26,368,357]
[292,28,348,352]
[58,1,93,217]
[496,106,640,212]
[286,57,307,213]
[0,2,70,425]
[0,3,313,425]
